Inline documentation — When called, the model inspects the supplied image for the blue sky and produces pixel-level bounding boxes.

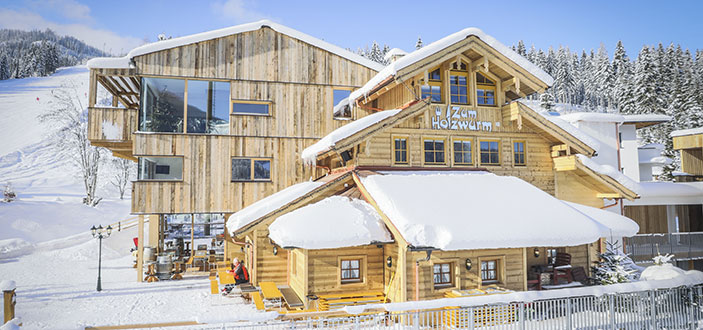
[1,0,702,58]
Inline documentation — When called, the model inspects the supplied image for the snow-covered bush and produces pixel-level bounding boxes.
[3,182,16,202]
[640,253,686,281]
[591,240,640,284]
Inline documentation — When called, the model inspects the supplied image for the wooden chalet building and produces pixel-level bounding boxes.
[88,21,641,306]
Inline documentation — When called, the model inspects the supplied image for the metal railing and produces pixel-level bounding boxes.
[181,285,703,329]
[624,232,703,263]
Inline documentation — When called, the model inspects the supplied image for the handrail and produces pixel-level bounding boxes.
[624,231,703,262]
[101,216,148,233]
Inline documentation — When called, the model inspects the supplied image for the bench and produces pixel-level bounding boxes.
[251,292,265,311]
[280,287,304,309]
[209,276,219,295]
[316,291,385,311]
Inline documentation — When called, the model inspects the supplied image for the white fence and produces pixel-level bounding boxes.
[188,284,703,329]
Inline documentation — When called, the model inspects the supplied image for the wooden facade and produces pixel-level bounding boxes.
[673,133,703,176]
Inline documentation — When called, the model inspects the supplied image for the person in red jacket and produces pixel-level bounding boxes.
[222,258,249,295]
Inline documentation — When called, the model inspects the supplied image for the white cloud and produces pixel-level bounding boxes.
[0,9,142,55]
[211,0,269,22]
[39,0,93,23]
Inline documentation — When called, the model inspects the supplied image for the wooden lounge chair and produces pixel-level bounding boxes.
[552,252,573,284]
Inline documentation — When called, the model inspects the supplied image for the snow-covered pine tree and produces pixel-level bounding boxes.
[591,240,639,284]
[539,92,555,110]
[415,36,423,49]
[516,40,526,57]
[553,46,575,104]
[593,44,614,110]
[612,40,632,112]
[0,55,9,80]
[368,42,383,64]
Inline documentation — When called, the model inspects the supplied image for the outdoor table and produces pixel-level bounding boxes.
[260,281,283,307]
[218,271,236,285]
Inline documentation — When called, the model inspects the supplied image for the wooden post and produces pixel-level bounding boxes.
[3,288,15,324]
[137,215,144,282]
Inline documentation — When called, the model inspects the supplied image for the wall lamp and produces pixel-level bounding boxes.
[386,256,392,268]
[534,248,540,258]
[465,258,472,271]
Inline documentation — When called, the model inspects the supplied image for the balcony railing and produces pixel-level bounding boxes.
[624,232,703,263]
[87,106,138,143]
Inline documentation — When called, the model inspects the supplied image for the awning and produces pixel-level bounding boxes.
[268,196,392,249]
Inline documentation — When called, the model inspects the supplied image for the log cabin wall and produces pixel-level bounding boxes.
[251,229,287,285]
[306,245,385,295]
[383,243,403,303]
[128,27,378,215]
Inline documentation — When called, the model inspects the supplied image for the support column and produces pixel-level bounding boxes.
[148,214,159,251]
[666,205,678,233]
[137,215,144,282]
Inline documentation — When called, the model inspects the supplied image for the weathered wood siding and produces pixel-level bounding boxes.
[680,149,703,176]
[624,205,668,234]
[307,245,385,295]
[88,107,138,142]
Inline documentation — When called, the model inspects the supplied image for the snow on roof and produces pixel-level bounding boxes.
[302,109,401,164]
[671,127,703,138]
[358,171,611,250]
[226,181,323,235]
[563,201,639,238]
[636,181,703,198]
[88,20,384,71]
[560,112,626,124]
[350,28,553,102]
[640,143,665,150]
[268,196,392,249]
[622,114,671,124]
[85,56,132,69]
[383,48,407,61]
[640,156,673,165]
[575,154,642,194]
[520,101,601,152]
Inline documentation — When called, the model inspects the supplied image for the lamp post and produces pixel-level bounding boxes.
[91,224,112,292]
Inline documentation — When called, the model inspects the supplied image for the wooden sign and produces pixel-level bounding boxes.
[430,105,499,132]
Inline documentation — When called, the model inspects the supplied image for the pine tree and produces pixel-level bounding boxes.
[553,47,575,104]
[594,44,614,109]
[415,36,423,49]
[0,55,9,80]
[591,240,639,285]
[516,40,526,57]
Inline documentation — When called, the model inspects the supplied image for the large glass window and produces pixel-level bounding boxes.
[163,213,226,261]
[341,259,361,283]
[137,156,183,180]
[232,101,270,115]
[450,62,469,105]
[186,80,230,134]
[333,89,352,119]
[424,139,445,165]
[453,139,473,165]
[476,73,496,106]
[232,158,271,181]
[140,77,185,133]
[433,263,452,287]
[420,68,442,103]
[479,140,500,165]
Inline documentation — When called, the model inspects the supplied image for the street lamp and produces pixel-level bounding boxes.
[91,224,112,292]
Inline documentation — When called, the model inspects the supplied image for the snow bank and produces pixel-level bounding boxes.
[671,127,703,137]
[576,154,642,194]
[520,101,601,152]
[342,271,703,314]
[302,109,400,164]
[268,196,392,249]
[359,171,610,250]
[226,181,323,235]
[560,112,626,124]
[88,20,383,71]
[0,319,20,330]
[0,280,15,291]
[564,201,639,237]
[0,238,34,259]
[350,27,553,103]
[640,263,687,281]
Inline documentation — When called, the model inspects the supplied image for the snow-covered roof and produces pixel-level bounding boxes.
[358,171,616,250]
[226,181,323,235]
[383,48,407,61]
[622,114,671,124]
[563,201,639,238]
[640,156,673,165]
[637,181,703,198]
[350,28,553,102]
[88,20,384,71]
[640,143,665,150]
[302,109,401,164]
[520,102,601,152]
[268,196,392,249]
[575,154,642,195]
[85,57,132,69]
[560,112,626,124]
[671,127,703,138]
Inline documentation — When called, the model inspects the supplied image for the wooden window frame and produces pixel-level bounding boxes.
[231,100,273,116]
[419,67,443,103]
[433,262,453,288]
[452,137,474,166]
[512,140,527,167]
[231,157,273,182]
[136,155,184,182]
[478,256,506,287]
[478,139,501,166]
[392,135,409,165]
[332,87,354,120]
[337,255,367,287]
[422,137,447,166]
[475,72,497,107]
[449,69,470,105]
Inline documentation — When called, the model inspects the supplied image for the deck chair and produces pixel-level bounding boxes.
[571,266,588,284]
[552,252,573,284]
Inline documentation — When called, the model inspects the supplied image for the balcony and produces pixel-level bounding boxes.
[624,232,703,263]
[87,106,138,160]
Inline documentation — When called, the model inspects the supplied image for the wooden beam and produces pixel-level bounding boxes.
[596,193,622,199]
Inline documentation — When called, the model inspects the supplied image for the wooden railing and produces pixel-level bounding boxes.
[87,106,138,143]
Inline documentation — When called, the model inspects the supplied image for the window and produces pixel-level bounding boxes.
[393,136,408,165]
[231,158,271,181]
[420,68,442,103]
[186,80,230,134]
[333,89,352,119]
[476,73,496,106]
[140,78,231,134]
[232,101,270,115]
[546,249,558,265]
[424,138,445,165]
[453,139,473,165]
[138,157,183,180]
[433,263,452,287]
[481,260,499,283]
[140,77,185,133]
[450,62,469,104]
[340,259,361,283]
[479,140,500,165]
[513,141,526,166]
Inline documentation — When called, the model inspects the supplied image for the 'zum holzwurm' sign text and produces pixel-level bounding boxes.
[431,105,499,132]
